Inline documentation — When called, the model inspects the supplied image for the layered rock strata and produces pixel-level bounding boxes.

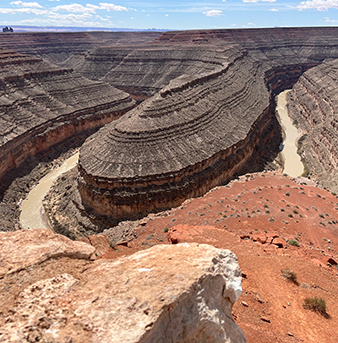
[0,48,135,188]
[76,27,338,224]
[78,48,280,221]
[0,241,246,343]
[0,31,161,64]
[76,27,338,98]
[287,58,338,192]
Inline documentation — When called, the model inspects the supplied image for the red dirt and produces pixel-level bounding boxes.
[103,172,338,343]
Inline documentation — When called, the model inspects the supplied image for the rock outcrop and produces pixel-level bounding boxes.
[0,242,246,343]
[0,48,135,193]
[287,58,338,191]
[0,228,95,278]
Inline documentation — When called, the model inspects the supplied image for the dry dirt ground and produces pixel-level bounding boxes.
[103,172,338,343]
[2,171,338,342]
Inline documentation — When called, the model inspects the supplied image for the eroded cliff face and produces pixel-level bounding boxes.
[287,59,338,192]
[0,48,135,192]
[78,47,282,221]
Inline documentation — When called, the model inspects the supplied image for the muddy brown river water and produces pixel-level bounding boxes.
[20,152,79,229]
[277,90,304,178]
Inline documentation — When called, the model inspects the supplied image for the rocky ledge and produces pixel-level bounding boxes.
[0,228,245,343]
[0,48,135,195]
[287,58,338,192]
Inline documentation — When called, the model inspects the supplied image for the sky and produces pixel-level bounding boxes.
[1,0,338,30]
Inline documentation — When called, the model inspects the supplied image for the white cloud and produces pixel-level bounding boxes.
[99,3,127,12]
[203,10,222,17]
[53,4,98,14]
[297,0,338,10]
[0,7,46,14]
[324,16,338,22]
[248,22,256,25]
[165,14,168,16]
[269,8,278,11]
[243,0,276,2]
[10,1,42,8]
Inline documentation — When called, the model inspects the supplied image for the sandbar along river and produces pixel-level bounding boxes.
[276,90,304,178]
[20,152,79,229]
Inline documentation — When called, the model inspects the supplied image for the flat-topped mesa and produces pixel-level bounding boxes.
[78,50,278,220]
[0,48,135,185]
[287,58,338,191]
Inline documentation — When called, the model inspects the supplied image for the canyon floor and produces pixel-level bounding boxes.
[100,172,338,342]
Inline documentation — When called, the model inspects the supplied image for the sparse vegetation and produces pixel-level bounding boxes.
[288,239,299,247]
[303,297,329,318]
[281,269,298,285]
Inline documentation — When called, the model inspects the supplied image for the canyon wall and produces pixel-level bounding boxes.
[0,48,135,191]
[0,31,161,64]
[287,58,338,192]
[78,47,280,221]
[76,27,338,224]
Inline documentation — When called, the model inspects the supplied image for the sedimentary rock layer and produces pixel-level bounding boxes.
[78,48,279,220]
[1,242,246,343]
[0,48,135,183]
[77,27,338,223]
[0,31,161,64]
[76,27,338,97]
[287,59,338,191]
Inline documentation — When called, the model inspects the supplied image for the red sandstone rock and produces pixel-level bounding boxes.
[87,234,110,258]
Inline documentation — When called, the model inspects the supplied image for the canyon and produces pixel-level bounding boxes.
[2,28,338,231]
[1,27,338,342]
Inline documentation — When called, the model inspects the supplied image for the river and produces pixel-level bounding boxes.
[20,152,79,230]
[276,90,304,178]
[19,91,303,229]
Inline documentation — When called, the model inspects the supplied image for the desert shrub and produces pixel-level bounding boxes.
[288,239,299,247]
[293,209,299,214]
[285,192,290,196]
[281,269,298,285]
[164,227,169,233]
[303,297,329,317]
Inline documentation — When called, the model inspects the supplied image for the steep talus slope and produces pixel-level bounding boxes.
[0,48,135,189]
[287,59,338,192]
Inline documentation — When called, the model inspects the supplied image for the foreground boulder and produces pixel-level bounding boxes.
[0,228,95,278]
[0,243,246,343]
